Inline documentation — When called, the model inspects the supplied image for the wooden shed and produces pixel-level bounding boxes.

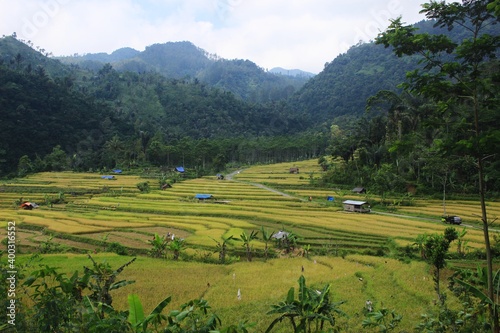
[352,187,366,194]
[342,200,371,213]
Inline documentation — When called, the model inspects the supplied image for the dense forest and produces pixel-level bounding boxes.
[1,13,499,197]
[58,41,311,104]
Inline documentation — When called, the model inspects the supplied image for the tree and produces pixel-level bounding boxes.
[376,2,500,331]
[213,235,234,264]
[260,226,275,261]
[168,238,185,260]
[148,233,168,258]
[413,233,429,259]
[237,230,258,262]
[44,145,68,171]
[424,227,458,303]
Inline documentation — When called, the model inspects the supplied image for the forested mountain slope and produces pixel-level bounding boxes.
[58,41,310,103]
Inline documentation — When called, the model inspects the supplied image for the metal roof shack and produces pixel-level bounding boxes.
[342,200,371,213]
[195,194,214,201]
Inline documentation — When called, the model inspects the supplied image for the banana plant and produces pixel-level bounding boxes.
[127,293,172,333]
[168,238,185,260]
[260,226,275,260]
[266,275,346,333]
[237,230,258,262]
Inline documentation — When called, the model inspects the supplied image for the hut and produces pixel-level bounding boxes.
[20,202,38,210]
[289,167,299,174]
[342,200,371,213]
[195,194,214,201]
[101,175,115,180]
[352,187,366,194]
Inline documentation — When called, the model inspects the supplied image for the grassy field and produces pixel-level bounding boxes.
[2,160,499,331]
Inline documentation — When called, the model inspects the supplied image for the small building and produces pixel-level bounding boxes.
[112,169,122,174]
[342,200,371,213]
[101,175,116,180]
[195,194,214,201]
[352,187,366,194]
[175,167,185,173]
[20,202,38,210]
[289,167,299,174]
[272,230,290,240]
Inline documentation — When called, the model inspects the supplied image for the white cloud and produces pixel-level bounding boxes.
[0,0,428,73]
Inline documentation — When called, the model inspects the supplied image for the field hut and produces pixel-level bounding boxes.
[289,167,299,174]
[20,202,38,210]
[352,187,366,194]
[272,230,289,240]
[195,194,214,201]
[101,175,115,180]
[175,167,185,173]
[342,200,371,213]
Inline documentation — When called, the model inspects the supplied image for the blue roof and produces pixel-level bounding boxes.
[112,169,122,173]
[175,167,185,172]
[101,175,115,180]
[195,194,213,199]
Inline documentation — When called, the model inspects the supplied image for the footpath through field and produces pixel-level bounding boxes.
[225,169,306,201]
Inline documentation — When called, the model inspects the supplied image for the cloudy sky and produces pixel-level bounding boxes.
[1,0,429,73]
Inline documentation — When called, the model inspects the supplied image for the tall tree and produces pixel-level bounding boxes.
[376,2,500,331]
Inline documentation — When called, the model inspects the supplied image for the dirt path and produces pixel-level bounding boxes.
[225,170,497,231]
[225,169,302,200]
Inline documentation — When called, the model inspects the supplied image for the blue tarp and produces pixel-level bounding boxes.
[175,167,185,173]
[195,194,213,200]
[112,169,122,173]
[101,175,115,180]
[327,196,335,201]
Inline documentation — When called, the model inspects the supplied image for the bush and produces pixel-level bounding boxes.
[136,181,150,193]
[106,242,128,255]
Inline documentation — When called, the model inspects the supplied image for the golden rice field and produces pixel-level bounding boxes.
[18,252,442,332]
[2,159,500,331]
[1,161,498,254]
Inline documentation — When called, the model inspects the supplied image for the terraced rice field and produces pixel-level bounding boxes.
[3,161,500,332]
[0,160,496,256]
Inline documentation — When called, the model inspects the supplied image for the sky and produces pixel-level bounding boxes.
[0,0,430,73]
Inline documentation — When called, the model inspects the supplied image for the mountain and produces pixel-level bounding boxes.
[0,36,310,175]
[291,19,500,126]
[290,42,416,125]
[58,41,311,103]
[269,67,315,78]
